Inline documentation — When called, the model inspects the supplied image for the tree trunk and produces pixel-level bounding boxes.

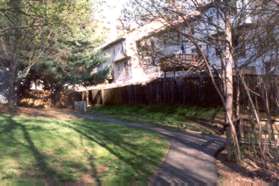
[263,76,275,142]
[236,72,243,142]
[8,58,17,112]
[224,10,241,162]
[7,0,22,112]
[240,74,263,157]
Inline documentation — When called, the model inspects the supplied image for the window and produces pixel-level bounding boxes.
[191,45,202,54]
[207,16,213,24]
[191,48,197,54]
[162,29,180,46]
[190,27,195,35]
[233,34,246,58]
[215,48,222,57]
[265,61,278,74]
[113,60,130,81]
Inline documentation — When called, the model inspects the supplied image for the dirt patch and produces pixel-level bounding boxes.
[0,105,77,121]
[62,174,96,186]
[97,164,108,174]
[217,151,279,186]
[17,107,77,121]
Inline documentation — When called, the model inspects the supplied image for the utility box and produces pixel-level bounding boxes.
[74,101,87,113]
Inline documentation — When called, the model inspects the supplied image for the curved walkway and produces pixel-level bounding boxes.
[74,112,225,186]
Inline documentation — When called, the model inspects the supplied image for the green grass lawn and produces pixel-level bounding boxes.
[93,105,223,135]
[0,114,169,186]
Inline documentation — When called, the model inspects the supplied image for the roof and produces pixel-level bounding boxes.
[114,56,131,63]
[135,11,201,42]
[98,10,201,52]
[101,37,126,50]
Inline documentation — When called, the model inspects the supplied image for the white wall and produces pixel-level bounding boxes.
[95,40,127,80]
[98,0,277,86]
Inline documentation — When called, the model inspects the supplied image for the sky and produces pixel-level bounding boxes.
[97,0,130,41]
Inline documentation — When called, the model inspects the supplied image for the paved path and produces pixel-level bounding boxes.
[73,112,225,186]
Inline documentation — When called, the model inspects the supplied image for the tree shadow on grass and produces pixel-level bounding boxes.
[0,116,65,184]
[62,120,163,178]
[0,116,103,185]
[0,115,165,185]
[80,139,102,186]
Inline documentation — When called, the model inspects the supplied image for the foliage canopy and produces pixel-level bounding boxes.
[0,0,107,97]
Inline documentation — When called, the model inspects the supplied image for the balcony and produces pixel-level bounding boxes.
[159,53,206,72]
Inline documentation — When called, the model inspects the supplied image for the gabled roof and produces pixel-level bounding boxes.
[101,38,126,50]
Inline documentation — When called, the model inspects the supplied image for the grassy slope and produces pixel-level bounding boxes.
[0,114,169,185]
[93,105,223,135]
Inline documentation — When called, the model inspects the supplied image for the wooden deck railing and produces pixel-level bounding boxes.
[159,53,205,72]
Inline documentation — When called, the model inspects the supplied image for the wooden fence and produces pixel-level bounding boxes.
[239,75,279,112]
[86,76,222,107]
[78,75,279,112]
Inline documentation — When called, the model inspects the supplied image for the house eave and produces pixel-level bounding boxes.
[114,56,131,63]
[101,38,126,50]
